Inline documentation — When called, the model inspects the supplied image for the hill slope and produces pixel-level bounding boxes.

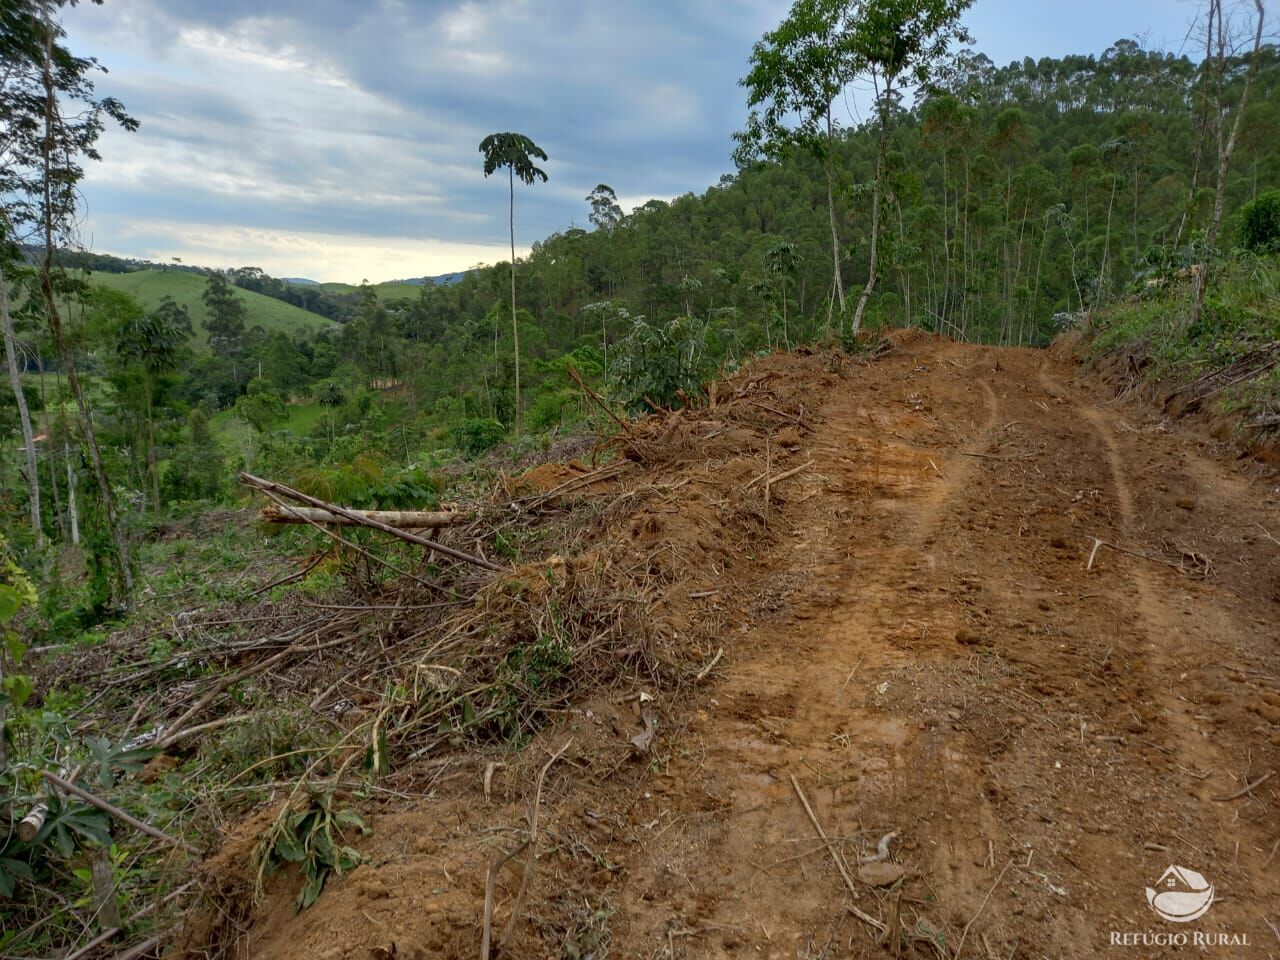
[175,339,1279,958]
[90,269,332,345]
[315,280,429,302]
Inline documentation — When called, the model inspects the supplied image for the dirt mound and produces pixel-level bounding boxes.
[511,458,592,494]
[181,340,1280,959]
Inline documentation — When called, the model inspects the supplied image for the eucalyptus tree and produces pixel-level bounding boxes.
[479,132,548,431]
[765,240,801,348]
[0,254,40,543]
[586,184,623,232]
[202,270,248,365]
[118,296,192,510]
[846,0,974,336]
[737,0,862,324]
[0,0,136,600]
[1190,0,1266,326]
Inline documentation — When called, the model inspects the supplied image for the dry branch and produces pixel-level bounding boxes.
[481,738,573,959]
[239,472,504,572]
[1211,769,1274,801]
[42,771,198,854]
[790,775,886,935]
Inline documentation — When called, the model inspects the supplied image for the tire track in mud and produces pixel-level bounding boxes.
[612,357,1008,956]
[1037,364,1278,943]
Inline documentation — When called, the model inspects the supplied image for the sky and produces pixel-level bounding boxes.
[60,0,1200,284]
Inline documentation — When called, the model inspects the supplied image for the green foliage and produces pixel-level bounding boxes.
[1238,190,1280,253]
[236,377,287,434]
[252,787,368,910]
[1091,252,1280,425]
[202,271,249,358]
[162,408,226,502]
[90,269,329,347]
[450,418,507,457]
[611,315,715,410]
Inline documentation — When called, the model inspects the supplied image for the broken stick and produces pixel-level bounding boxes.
[42,771,198,854]
[790,775,886,934]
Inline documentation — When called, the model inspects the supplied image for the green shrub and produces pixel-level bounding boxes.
[1238,190,1280,253]
[450,418,506,457]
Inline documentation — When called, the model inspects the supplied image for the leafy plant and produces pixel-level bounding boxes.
[450,418,507,457]
[1238,189,1280,253]
[252,787,368,910]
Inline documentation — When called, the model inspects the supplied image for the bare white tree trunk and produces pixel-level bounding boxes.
[1,260,41,543]
[65,442,79,546]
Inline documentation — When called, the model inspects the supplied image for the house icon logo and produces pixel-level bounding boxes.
[1145,865,1215,922]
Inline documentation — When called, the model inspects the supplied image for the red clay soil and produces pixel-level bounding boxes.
[210,337,1280,959]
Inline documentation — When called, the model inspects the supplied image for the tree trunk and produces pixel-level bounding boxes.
[0,259,41,544]
[509,166,521,433]
[826,109,846,330]
[39,4,131,602]
[145,368,160,511]
[1191,0,1264,328]
[1099,174,1118,304]
[851,78,891,337]
[260,504,465,528]
[65,441,79,546]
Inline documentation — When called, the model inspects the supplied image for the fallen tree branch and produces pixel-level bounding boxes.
[566,363,636,440]
[694,647,724,682]
[42,771,199,854]
[260,504,465,528]
[240,472,504,572]
[746,459,815,491]
[1086,536,1211,577]
[62,880,194,960]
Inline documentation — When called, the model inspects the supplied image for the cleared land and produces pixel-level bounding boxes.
[151,336,1278,958]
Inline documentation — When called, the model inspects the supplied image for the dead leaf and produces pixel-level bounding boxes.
[630,711,657,753]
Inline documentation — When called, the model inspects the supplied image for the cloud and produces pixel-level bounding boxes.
[59,0,1187,281]
[89,215,517,282]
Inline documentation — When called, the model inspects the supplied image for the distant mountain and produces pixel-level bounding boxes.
[281,277,320,286]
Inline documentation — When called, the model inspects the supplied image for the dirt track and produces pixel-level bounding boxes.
[236,338,1280,959]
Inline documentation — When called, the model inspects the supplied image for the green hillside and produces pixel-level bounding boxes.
[90,269,332,345]
[315,280,424,302]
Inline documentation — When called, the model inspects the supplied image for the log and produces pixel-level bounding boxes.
[239,472,504,573]
[17,801,48,842]
[260,504,464,529]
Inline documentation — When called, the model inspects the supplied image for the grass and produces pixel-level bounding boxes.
[211,401,328,441]
[1089,253,1280,426]
[314,281,425,303]
[88,270,332,347]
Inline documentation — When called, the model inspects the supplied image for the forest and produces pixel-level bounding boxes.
[1,0,1278,956]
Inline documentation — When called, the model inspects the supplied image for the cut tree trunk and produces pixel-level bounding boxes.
[260,504,465,529]
[240,472,503,572]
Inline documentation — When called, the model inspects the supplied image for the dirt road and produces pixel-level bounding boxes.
[237,338,1280,959]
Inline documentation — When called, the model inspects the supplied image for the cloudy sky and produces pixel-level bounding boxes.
[62,0,1198,283]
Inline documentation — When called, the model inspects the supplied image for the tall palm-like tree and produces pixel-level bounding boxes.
[479,132,548,431]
